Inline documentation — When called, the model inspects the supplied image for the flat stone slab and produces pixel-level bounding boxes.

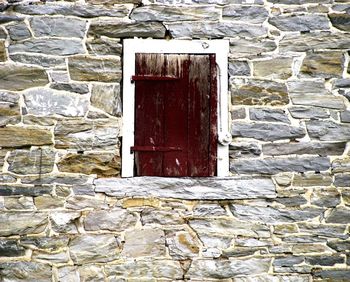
[95,177,276,200]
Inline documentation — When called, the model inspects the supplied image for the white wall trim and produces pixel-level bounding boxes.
[122,39,230,177]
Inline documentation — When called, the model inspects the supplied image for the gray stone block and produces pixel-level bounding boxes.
[269,14,330,31]
[306,120,350,141]
[249,108,290,123]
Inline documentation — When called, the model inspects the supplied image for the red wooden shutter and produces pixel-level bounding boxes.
[133,53,217,177]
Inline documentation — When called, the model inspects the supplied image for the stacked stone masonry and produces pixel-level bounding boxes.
[0,0,349,280]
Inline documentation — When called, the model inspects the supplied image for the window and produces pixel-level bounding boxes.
[122,39,229,177]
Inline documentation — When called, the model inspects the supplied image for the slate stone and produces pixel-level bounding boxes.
[65,195,108,210]
[0,40,5,62]
[288,106,330,119]
[141,208,185,226]
[7,148,55,175]
[229,60,250,76]
[131,5,220,22]
[332,157,350,173]
[280,31,350,52]
[104,260,183,280]
[231,122,305,141]
[91,84,121,116]
[32,251,69,264]
[72,184,95,196]
[0,262,52,282]
[193,203,227,217]
[21,174,89,185]
[54,119,120,150]
[313,270,350,280]
[87,0,140,3]
[0,184,53,197]
[86,36,122,56]
[229,38,277,58]
[230,204,323,223]
[187,258,271,278]
[84,208,137,231]
[9,38,85,56]
[230,157,330,174]
[329,13,350,31]
[223,5,268,24]
[34,195,65,209]
[22,116,56,126]
[68,55,121,82]
[231,79,289,106]
[14,3,131,18]
[0,90,20,126]
[253,57,293,79]
[229,142,261,158]
[311,188,341,208]
[95,177,276,200]
[0,174,16,183]
[57,266,80,281]
[306,120,350,141]
[0,212,48,236]
[300,51,344,79]
[334,173,350,187]
[50,211,80,234]
[30,17,87,38]
[333,78,350,88]
[168,21,267,39]
[89,20,166,38]
[269,0,330,3]
[0,27,6,39]
[122,228,166,258]
[24,88,89,117]
[263,142,346,156]
[298,223,348,239]
[0,127,52,148]
[69,234,119,264]
[0,15,23,24]
[273,256,304,267]
[58,152,120,177]
[50,82,89,94]
[7,22,31,41]
[340,111,350,122]
[288,80,345,109]
[0,240,26,257]
[269,14,330,31]
[0,64,48,91]
[249,108,290,123]
[326,207,350,223]
[231,108,246,119]
[293,172,333,187]
[327,240,350,252]
[9,53,66,69]
[167,231,200,259]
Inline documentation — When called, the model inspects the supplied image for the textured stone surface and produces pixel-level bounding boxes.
[0,212,48,236]
[30,17,87,38]
[7,148,55,175]
[131,5,220,22]
[168,22,267,39]
[293,173,333,187]
[311,188,341,208]
[229,60,250,76]
[230,157,330,174]
[69,234,120,264]
[0,65,48,91]
[87,36,122,56]
[0,40,6,62]
[300,51,344,78]
[9,38,85,56]
[230,204,323,223]
[0,127,52,148]
[0,240,26,257]
[89,20,166,38]
[54,119,120,150]
[269,14,330,31]
[95,177,276,200]
[7,22,31,41]
[58,152,120,177]
[340,111,350,123]
[326,207,350,224]
[329,13,350,31]
[50,82,89,94]
[263,142,346,156]
[223,5,268,24]
[253,57,293,79]
[280,31,350,52]
[231,122,305,141]
[0,90,20,126]
[231,108,246,119]
[229,142,261,158]
[68,55,121,82]
[334,173,350,187]
[231,79,289,106]
[288,107,330,119]
[187,258,271,278]
[50,211,80,234]
[314,270,350,280]
[9,53,66,69]
[249,108,290,123]
[14,3,131,18]
[22,236,69,251]
[122,228,166,257]
[91,84,121,116]
[24,88,89,117]
[84,208,137,231]
[230,38,277,58]
[0,262,52,282]
[306,120,350,141]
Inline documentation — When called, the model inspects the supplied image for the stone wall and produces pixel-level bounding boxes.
[0,0,350,280]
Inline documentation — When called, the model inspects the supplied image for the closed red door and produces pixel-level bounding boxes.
[132,53,217,177]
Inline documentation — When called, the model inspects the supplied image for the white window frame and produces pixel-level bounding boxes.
[122,39,230,177]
